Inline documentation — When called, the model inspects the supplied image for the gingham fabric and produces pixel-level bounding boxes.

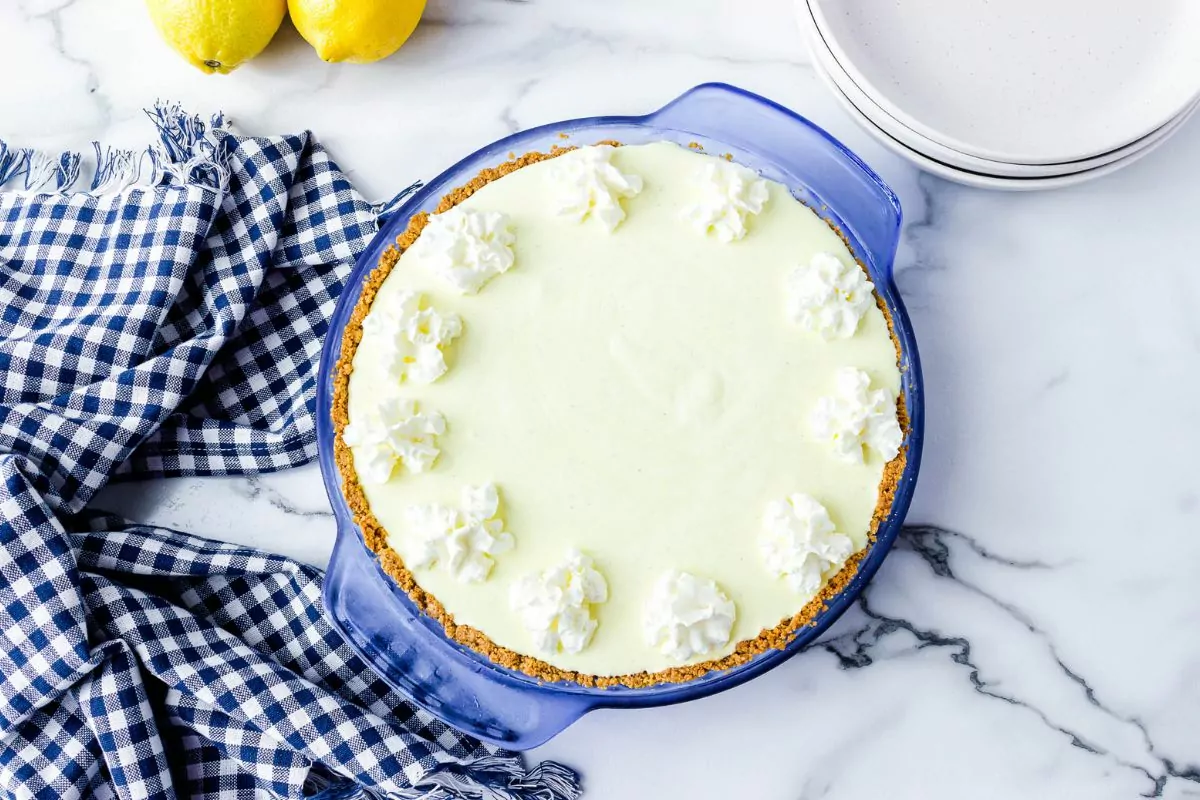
[0,108,580,800]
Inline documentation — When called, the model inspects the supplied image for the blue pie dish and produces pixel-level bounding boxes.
[316,82,923,750]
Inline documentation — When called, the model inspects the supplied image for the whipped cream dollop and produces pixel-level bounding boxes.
[643,570,736,661]
[682,159,769,242]
[761,493,854,596]
[550,145,644,232]
[342,398,445,485]
[811,367,903,464]
[509,549,609,655]
[362,290,462,384]
[411,207,516,294]
[405,484,515,583]
[787,252,875,339]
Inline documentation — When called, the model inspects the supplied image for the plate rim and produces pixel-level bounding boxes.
[811,50,1200,190]
[808,0,1200,164]
[798,0,1191,178]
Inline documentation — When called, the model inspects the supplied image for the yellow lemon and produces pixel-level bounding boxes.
[145,0,287,74]
[289,0,426,64]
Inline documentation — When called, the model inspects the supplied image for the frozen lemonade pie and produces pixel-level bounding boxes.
[332,141,906,687]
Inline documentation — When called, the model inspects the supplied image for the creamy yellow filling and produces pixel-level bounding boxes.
[346,142,900,676]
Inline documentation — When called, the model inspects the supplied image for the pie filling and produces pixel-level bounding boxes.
[335,141,905,683]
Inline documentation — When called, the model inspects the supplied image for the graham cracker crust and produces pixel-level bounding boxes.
[331,144,909,689]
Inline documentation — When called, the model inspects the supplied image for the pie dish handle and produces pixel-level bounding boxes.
[322,518,595,750]
[649,82,904,275]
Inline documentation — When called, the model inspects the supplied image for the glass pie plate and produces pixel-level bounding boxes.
[316,83,924,750]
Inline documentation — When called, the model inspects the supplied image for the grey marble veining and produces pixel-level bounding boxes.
[4,0,1200,796]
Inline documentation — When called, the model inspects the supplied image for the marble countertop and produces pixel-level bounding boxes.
[6,0,1200,797]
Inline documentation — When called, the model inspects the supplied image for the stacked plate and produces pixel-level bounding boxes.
[798,0,1200,189]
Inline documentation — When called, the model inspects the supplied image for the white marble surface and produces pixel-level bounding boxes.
[5,0,1200,797]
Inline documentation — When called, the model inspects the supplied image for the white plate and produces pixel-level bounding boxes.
[810,0,1200,165]
[809,49,1200,190]
[798,0,1192,178]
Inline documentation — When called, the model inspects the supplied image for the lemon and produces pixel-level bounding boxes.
[289,0,425,63]
[145,0,287,74]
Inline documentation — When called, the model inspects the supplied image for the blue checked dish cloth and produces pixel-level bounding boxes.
[0,106,581,800]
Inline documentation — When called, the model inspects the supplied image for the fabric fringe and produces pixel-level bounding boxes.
[303,764,367,799]
[143,102,232,192]
[90,144,153,194]
[1,102,411,221]
[0,101,233,196]
[302,754,581,800]
[0,143,80,192]
[397,755,583,800]
[0,142,17,185]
